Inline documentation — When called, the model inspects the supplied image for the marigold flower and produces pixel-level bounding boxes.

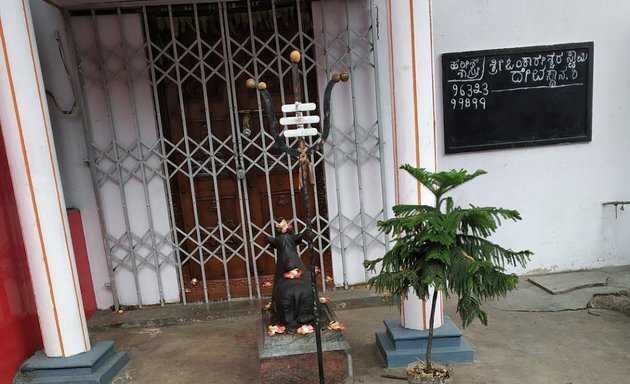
[296,324,315,334]
[267,324,286,336]
[284,268,303,279]
[327,321,347,331]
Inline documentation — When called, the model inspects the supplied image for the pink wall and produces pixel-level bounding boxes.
[0,126,43,382]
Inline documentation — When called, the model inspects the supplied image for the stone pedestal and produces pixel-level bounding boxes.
[376,316,474,368]
[13,341,128,384]
[258,304,352,384]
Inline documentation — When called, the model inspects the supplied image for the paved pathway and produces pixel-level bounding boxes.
[90,267,630,383]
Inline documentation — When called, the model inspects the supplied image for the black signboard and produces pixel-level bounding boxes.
[441,42,593,154]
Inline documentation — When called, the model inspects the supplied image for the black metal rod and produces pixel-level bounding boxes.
[308,72,349,155]
[301,158,325,384]
[292,59,302,104]
[290,55,325,384]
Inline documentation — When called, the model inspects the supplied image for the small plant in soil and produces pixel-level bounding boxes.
[364,165,532,381]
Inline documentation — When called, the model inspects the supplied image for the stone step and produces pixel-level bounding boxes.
[14,341,128,384]
[384,316,464,350]
[375,317,475,368]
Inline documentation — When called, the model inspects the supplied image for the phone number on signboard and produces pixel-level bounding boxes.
[449,82,488,110]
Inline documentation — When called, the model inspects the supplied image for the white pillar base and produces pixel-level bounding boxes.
[401,287,443,330]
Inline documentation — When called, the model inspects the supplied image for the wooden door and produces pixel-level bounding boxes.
[151,1,331,301]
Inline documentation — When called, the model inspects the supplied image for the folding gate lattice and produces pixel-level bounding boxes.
[68,0,388,308]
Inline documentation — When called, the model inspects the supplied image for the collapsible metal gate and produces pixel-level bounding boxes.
[68,0,387,307]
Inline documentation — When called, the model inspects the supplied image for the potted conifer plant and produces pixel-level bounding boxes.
[364,165,532,384]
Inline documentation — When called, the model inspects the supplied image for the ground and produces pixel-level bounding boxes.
[91,268,630,383]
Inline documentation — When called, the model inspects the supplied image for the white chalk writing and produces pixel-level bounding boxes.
[486,50,587,88]
[450,96,487,111]
[448,58,485,81]
[447,50,587,88]
[446,46,590,111]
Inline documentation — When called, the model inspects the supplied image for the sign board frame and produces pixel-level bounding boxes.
[441,42,594,154]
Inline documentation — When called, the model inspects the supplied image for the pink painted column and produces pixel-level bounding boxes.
[0,0,90,357]
[388,0,443,330]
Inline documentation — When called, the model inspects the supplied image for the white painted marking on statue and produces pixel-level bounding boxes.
[281,103,316,113]
[279,115,320,126]
[282,128,319,137]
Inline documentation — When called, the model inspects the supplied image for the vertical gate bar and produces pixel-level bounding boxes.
[141,6,187,304]
[308,154,327,292]
[308,153,327,290]
[64,11,120,310]
[245,0,277,299]
[369,0,390,252]
[241,0,263,299]
[270,1,300,238]
[118,9,165,305]
[312,1,332,290]
[220,1,255,300]
[345,0,371,279]
[295,0,310,102]
[166,5,210,303]
[320,0,349,288]
[192,3,233,301]
[91,9,144,307]
[294,0,327,292]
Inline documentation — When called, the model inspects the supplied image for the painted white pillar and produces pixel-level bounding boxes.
[388,0,443,330]
[0,0,90,357]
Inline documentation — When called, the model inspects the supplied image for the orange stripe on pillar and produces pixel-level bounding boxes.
[408,0,422,204]
[428,0,438,172]
[421,297,427,329]
[401,292,406,327]
[387,0,400,204]
[440,289,443,322]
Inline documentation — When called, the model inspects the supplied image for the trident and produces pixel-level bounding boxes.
[247,50,348,384]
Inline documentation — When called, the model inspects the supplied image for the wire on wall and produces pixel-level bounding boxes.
[45,31,78,115]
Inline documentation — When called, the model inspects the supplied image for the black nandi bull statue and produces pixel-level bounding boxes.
[267,229,315,329]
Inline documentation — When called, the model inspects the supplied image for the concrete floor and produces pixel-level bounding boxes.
[91,267,630,384]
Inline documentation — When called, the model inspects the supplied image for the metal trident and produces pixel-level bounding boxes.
[247,50,348,384]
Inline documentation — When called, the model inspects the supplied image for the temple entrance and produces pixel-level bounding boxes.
[71,0,386,307]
